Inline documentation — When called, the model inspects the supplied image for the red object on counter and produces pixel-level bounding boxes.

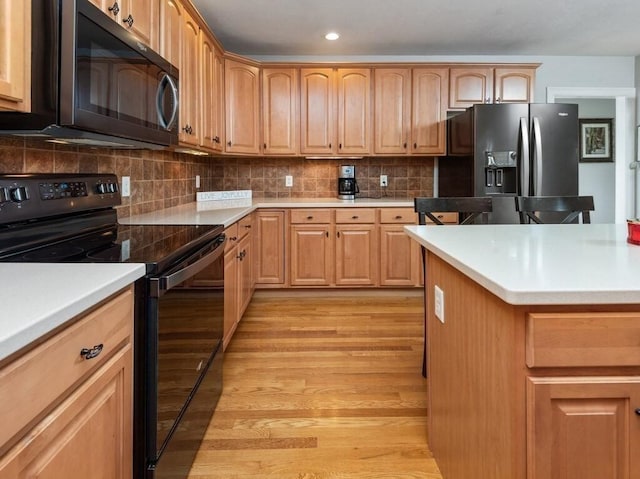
[627,220,640,245]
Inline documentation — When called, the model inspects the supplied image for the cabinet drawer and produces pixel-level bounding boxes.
[379,208,417,224]
[335,208,376,223]
[0,288,133,451]
[526,312,640,368]
[237,214,253,239]
[224,223,239,253]
[290,209,331,224]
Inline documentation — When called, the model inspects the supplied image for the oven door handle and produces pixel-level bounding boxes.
[150,235,226,297]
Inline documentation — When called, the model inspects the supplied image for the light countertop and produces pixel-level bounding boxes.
[405,223,640,305]
[120,197,414,227]
[0,263,146,362]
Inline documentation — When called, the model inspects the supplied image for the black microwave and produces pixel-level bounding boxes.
[0,0,179,149]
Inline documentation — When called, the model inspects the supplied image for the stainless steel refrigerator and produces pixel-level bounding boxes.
[441,103,579,223]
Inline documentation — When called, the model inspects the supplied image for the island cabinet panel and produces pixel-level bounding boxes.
[423,249,640,479]
[262,68,298,155]
[526,377,640,479]
[373,68,411,155]
[0,0,30,112]
[225,59,261,154]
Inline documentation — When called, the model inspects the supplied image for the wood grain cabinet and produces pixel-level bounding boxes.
[449,66,536,109]
[300,68,371,156]
[225,58,261,155]
[0,289,134,478]
[379,208,420,286]
[262,68,298,155]
[289,209,334,286]
[0,0,30,112]
[89,0,157,50]
[335,209,377,286]
[524,311,640,479]
[373,68,448,155]
[255,210,286,285]
[200,31,224,152]
[178,8,200,146]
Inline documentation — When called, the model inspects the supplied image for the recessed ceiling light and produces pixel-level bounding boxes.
[325,32,340,41]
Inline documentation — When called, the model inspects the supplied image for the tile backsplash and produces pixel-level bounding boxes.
[0,138,435,219]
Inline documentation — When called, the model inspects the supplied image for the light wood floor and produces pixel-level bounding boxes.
[188,292,442,478]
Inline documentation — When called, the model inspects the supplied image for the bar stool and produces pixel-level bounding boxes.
[413,196,493,377]
[515,195,595,224]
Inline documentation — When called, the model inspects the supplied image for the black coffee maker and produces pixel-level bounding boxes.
[338,165,359,200]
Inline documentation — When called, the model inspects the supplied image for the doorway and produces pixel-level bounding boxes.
[546,87,636,223]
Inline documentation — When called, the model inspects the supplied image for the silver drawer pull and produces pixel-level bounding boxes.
[80,344,103,360]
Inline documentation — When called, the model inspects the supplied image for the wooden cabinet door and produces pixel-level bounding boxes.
[337,68,371,155]
[411,68,448,155]
[380,225,418,286]
[300,68,335,155]
[335,224,377,286]
[179,9,200,146]
[527,376,640,479]
[290,224,332,286]
[0,345,133,478]
[374,68,411,155]
[262,68,298,155]
[0,0,30,112]
[237,233,253,316]
[255,210,285,284]
[225,59,261,154]
[158,0,182,68]
[121,0,157,49]
[223,247,238,350]
[449,67,493,109]
[200,33,224,151]
[494,68,535,104]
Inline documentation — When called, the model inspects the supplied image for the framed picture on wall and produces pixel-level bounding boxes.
[579,118,613,162]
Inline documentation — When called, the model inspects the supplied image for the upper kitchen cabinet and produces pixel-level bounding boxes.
[300,68,371,156]
[262,68,298,156]
[449,65,537,109]
[0,1,30,112]
[178,9,200,147]
[225,58,261,155]
[411,68,448,155]
[89,0,158,50]
[200,31,224,152]
[373,67,447,156]
[373,68,411,155]
[158,0,181,67]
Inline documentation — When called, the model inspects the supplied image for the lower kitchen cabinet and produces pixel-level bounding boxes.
[335,208,377,286]
[255,210,285,285]
[0,288,134,478]
[290,222,333,286]
[526,376,640,479]
[222,214,255,349]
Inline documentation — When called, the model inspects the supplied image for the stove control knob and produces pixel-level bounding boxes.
[10,186,28,203]
[0,187,9,203]
[97,183,108,194]
[107,182,117,193]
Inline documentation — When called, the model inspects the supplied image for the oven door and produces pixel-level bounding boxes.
[144,234,225,478]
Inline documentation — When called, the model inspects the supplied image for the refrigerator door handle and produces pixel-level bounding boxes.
[519,118,530,196]
[532,117,543,196]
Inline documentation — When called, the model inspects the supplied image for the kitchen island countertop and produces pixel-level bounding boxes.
[0,263,146,362]
[405,223,640,305]
[120,197,414,227]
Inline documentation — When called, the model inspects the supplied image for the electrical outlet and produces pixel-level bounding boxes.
[380,174,388,187]
[434,285,445,323]
[121,176,130,197]
[195,175,201,189]
[285,175,293,187]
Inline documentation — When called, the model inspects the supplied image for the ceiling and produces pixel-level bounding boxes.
[191,0,640,57]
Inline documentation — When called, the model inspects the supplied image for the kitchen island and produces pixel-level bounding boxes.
[405,223,640,479]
